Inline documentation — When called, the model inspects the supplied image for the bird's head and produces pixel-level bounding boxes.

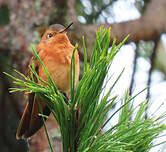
[40,22,73,46]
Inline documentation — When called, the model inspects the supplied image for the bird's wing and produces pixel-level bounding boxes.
[16,51,51,139]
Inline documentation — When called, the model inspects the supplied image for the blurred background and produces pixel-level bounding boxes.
[0,0,166,151]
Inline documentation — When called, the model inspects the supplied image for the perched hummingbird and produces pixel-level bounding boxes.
[16,23,79,139]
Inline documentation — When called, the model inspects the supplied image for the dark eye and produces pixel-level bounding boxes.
[47,33,53,38]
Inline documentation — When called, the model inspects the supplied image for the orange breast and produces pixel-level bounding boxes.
[38,45,79,93]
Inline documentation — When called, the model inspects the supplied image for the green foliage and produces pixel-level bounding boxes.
[76,0,115,24]
[135,0,151,14]
[0,5,10,25]
[137,40,155,59]
[4,27,166,152]
[76,0,149,24]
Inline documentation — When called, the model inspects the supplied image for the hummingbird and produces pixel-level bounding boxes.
[16,23,79,139]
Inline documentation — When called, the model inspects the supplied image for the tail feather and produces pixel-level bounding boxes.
[16,94,51,139]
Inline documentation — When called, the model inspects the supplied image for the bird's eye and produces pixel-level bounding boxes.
[47,33,53,38]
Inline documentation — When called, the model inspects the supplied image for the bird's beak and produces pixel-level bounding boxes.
[59,22,73,33]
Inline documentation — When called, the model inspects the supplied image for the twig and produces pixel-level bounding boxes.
[145,38,159,119]
[129,43,138,96]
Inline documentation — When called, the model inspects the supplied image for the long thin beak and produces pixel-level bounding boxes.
[59,22,73,33]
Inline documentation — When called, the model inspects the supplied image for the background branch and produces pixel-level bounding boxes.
[145,38,159,119]
[129,44,138,96]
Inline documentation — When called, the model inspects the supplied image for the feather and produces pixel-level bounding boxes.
[16,52,51,139]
